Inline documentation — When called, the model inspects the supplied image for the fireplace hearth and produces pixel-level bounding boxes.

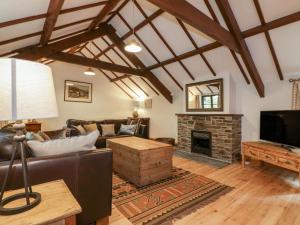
[191,130,212,156]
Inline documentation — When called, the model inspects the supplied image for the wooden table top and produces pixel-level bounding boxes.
[0,180,81,225]
[107,136,172,151]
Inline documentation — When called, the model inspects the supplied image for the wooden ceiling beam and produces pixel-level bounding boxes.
[105,0,129,23]
[147,0,240,52]
[111,74,130,82]
[40,0,65,46]
[203,0,250,84]
[104,25,173,103]
[117,10,183,91]
[88,0,121,31]
[243,11,300,38]
[48,52,144,76]
[0,1,109,29]
[216,0,264,97]
[83,46,141,98]
[96,8,164,58]
[253,0,283,80]
[13,24,113,60]
[176,18,216,76]
[79,50,133,99]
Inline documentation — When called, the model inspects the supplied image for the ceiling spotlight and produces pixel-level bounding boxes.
[125,39,142,53]
[84,67,96,76]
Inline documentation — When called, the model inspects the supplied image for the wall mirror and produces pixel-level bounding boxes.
[186,78,224,112]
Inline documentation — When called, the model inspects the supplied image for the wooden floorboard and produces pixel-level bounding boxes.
[109,156,300,225]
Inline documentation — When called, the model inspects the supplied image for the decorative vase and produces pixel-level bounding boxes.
[132,110,139,118]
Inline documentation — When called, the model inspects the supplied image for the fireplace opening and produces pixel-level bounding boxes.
[191,130,212,156]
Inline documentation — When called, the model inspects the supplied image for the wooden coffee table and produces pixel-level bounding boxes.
[107,137,174,187]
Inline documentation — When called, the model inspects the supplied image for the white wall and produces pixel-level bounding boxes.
[41,62,133,131]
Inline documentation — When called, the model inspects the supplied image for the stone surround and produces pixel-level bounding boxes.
[177,114,242,163]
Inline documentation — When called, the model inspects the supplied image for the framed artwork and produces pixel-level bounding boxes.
[64,80,92,103]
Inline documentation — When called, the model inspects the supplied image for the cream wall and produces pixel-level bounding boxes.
[41,62,133,131]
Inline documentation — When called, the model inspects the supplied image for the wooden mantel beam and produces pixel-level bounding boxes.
[40,0,65,46]
[216,0,265,97]
[147,0,240,52]
[48,52,144,76]
[14,24,114,61]
[88,0,121,31]
[103,25,173,103]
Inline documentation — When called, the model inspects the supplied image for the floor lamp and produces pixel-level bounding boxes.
[0,58,58,215]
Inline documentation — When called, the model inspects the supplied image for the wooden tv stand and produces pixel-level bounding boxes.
[242,142,300,180]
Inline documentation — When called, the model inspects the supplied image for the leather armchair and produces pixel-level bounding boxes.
[0,149,112,225]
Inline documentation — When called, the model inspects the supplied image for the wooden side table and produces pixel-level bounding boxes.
[25,122,42,132]
[0,180,81,225]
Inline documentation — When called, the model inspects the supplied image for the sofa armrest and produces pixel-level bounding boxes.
[0,149,112,225]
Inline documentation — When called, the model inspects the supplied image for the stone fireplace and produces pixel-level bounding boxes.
[177,114,242,163]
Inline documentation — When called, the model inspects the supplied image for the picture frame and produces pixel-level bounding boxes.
[64,80,92,103]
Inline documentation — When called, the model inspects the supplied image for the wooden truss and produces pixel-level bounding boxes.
[1,0,300,101]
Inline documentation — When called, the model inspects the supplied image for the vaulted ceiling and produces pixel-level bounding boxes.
[1,0,300,103]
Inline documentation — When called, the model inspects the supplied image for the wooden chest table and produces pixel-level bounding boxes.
[0,180,81,225]
[107,137,174,187]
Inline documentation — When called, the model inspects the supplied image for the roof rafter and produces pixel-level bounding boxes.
[88,0,121,31]
[40,0,65,46]
[147,0,240,52]
[13,24,114,60]
[103,24,173,103]
[216,0,265,97]
[48,52,144,76]
[253,0,283,80]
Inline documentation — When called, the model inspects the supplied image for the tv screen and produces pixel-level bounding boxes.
[260,110,300,148]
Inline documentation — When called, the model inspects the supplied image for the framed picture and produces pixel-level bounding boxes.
[64,80,92,103]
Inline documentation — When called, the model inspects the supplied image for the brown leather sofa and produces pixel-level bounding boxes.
[67,118,150,148]
[0,129,112,225]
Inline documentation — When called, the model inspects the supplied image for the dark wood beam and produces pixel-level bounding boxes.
[13,24,114,60]
[40,0,65,46]
[96,8,164,58]
[147,0,240,52]
[104,25,173,103]
[147,42,222,70]
[203,0,250,84]
[111,74,130,82]
[176,18,216,76]
[134,1,194,81]
[105,0,129,23]
[253,0,283,80]
[243,11,300,38]
[0,1,108,29]
[48,52,143,75]
[79,51,133,99]
[88,0,121,31]
[216,0,265,97]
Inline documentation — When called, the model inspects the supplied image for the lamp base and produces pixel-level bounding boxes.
[0,192,41,215]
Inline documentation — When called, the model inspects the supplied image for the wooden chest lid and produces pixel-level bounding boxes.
[107,136,172,151]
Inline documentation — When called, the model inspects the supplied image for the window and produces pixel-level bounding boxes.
[202,95,219,109]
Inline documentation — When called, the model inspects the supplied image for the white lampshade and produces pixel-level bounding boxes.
[124,39,142,53]
[0,58,58,121]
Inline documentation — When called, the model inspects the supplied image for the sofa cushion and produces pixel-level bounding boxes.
[83,123,98,133]
[27,130,99,157]
[101,124,115,136]
[118,124,137,135]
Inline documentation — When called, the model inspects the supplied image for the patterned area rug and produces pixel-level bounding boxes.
[113,167,232,225]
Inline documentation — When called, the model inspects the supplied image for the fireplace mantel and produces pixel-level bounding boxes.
[176,113,243,117]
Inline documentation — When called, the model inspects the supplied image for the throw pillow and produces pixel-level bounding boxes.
[27,130,99,157]
[72,125,86,135]
[101,124,115,136]
[83,123,98,133]
[118,124,137,135]
[127,118,141,134]
[26,132,45,142]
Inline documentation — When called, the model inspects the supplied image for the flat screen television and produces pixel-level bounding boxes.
[260,110,300,148]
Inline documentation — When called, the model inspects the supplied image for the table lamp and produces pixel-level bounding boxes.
[0,58,58,215]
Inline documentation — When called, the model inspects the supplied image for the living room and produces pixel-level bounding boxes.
[1,0,300,225]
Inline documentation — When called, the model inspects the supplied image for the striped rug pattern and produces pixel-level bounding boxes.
[112,168,232,225]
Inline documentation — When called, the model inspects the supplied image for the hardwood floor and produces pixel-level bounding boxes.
[110,156,300,225]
